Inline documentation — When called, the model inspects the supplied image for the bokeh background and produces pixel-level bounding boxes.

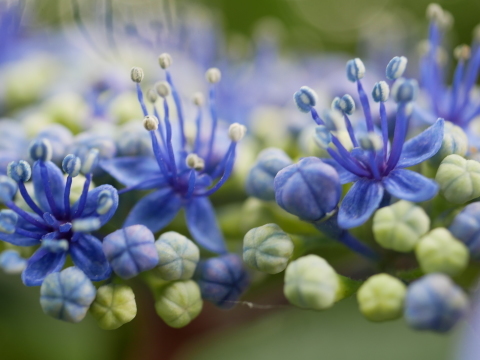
[1,0,479,359]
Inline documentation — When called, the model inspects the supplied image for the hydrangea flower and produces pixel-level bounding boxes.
[0,139,118,286]
[101,58,246,254]
[294,57,444,228]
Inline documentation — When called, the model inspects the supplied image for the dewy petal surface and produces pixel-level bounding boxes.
[383,169,439,202]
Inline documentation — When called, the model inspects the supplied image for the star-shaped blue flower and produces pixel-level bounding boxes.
[0,139,118,286]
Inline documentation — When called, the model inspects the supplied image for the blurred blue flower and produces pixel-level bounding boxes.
[0,249,26,274]
[449,202,480,259]
[0,140,117,286]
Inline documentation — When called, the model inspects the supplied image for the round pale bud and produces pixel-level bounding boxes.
[185,153,205,171]
[146,88,158,103]
[428,121,468,167]
[346,58,365,82]
[7,160,31,182]
[357,273,407,322]
[435,154,480,204]
[294,86,318,113]
[62,154,81,177]
[373,200,430,252]
[426,3,443,22]
[243,223,294,274]
[415,228,469,276]
[155,81,171,98]
[143,115,159,131]
[29,138,52,162]
[372,81,390,103]
[130,67,144,83]
[155,280,203,328]
[391,78,418,103]
[386,56,408,80]
[205,67,221,83]
[90,284,137,330]
[158,53,172,69]
[338,94,355,115]
[454,45,471,60]
[228,123,247,142]
[284,255,340,310]
[155,231,200,281]
[193,92,205,106]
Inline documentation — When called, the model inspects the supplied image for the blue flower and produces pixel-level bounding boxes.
[449,202,480,259]
[101,60,246,254]
[294,58,444,229]
[0,140,118,286]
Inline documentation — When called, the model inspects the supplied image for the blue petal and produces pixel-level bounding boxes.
[322,158,359,184]
[338,179,384,229]
[124,188,182,233]
[71,185,118,226]
[100,157,164,188]
[32,161,66,214]
[22,248,67,286]
[397,118,444,168]
[185,197,227,254]
[0,214,45,246]
[383,169,439,202]
[69,234,112,281]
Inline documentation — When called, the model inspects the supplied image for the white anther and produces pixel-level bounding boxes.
[158,53,173,69]
[228,123,247,142]
[130,67,144,83]
[206,68,221,84]
[193,92,205,106]
[155,81,171,98]
[186,153,205,171]
[143,115,159,131]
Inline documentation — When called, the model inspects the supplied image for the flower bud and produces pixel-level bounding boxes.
[294,86,317,113]
[404,274,468,333]
[205,68,221,83]
[155,231,200,281]
[313,125,332,149]
[29,138,52,162]
[391,78,418,103]
[90,284,137,330]
[428,121,468,167]
[7,160,31,182]
[40,267,96,323]
[346,58,365,82]
[0,210,18,234]
[338,94,355,115]
[62,154,81,177]
[0,250,26,274]
[436,154,480,204]
[357,273,407,322]
[155,280,203,328]
[143,115,159,131]
[284,255,339,310]
[0,176,18,203]
[158,53,172,69]
[155,81,171,98]
[373,200,430,252]
[103,225,159,279]
[228,123,247,142]
[372,81,390,102]
[196,254,250,309]
[415,228,469,276]
[80,148,99,175]
[274,157,341,222]
[243,223,294,274]
[449,202,480,258]
[386,56,408,80]
[130,67,144,83]
[245,148,292,201]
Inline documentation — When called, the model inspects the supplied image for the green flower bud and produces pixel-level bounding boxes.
[415,228,469,276]
[155,232,200,281]
[436,154,480,204]
[89,284,137,330]
[243,223,294,274]
[428,122,468,167]
[357,274,406,322]
[372,201,430,252]
[155,280,203,328]
[284,255,339,310]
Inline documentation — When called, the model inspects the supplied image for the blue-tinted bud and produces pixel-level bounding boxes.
[97,189,115,215]
[62,154,81,177]
[41,239,69,253]
[313,125,332,149]
[40,267,97,323]
[274,157,341,222]
[103,225,159,279]
[331,97,341,111]
[245,148,293,201]
[404,274,469,333]
[7,160,31,182]
[0,210,18,234]
[372,81,390,103]
[72,218,101,233]
[386,56,408,80]
[358,133,383,151]
[195,254,250,309]
[0,175,18,203]
[449,202,480,258]
[80,148,99,174]
[28,138,52,162]
[346,58,365,82]
[338,94,355,115]
[391,78,418,103]
[0,250,26,274]
[294,86,318,113]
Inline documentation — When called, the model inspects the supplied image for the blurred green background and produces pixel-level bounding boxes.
[2,0,479,359]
